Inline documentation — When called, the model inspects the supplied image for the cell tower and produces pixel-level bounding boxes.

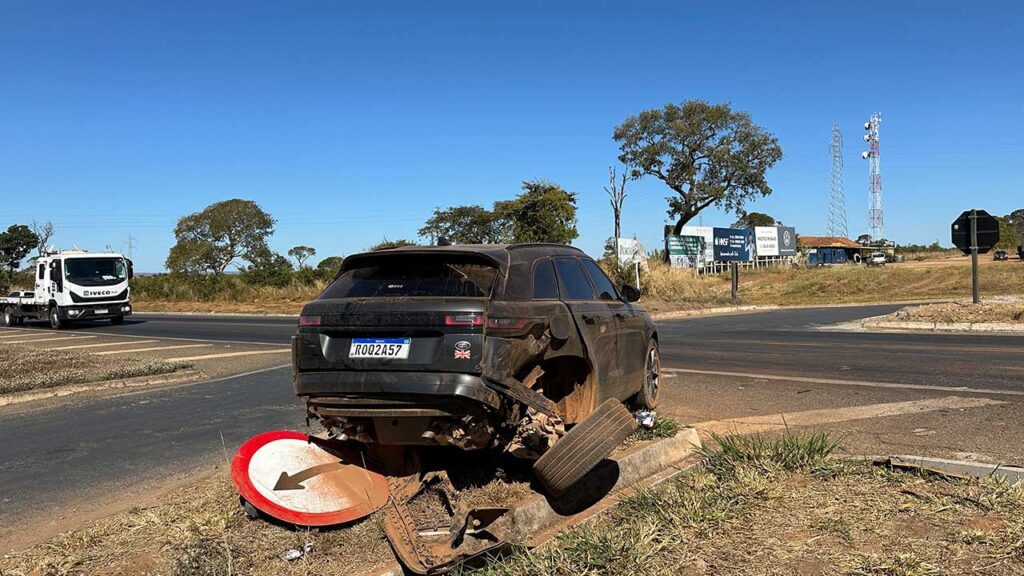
[827,122,848,238]
[862,112,883,240]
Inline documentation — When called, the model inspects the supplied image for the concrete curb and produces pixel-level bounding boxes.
[884,454,1024,484]
[862,319,1024,333]
[369,427,702,576]
[0,369,201,408]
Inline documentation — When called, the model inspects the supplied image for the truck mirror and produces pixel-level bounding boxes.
[127,259,134,279]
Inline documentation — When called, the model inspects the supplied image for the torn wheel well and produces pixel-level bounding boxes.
[521,356,595,425]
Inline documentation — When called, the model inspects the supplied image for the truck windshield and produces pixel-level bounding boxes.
[322,258,497,298]
[64,258,128,287]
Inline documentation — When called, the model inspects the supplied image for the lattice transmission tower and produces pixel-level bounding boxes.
[827,123,848,238]
[862,112,883,240]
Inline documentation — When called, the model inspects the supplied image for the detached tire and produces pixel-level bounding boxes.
[533,398,638,496]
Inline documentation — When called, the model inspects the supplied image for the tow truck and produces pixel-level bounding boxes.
[1,250,134,329]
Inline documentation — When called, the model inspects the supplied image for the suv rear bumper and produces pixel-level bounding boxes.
[294,371,503,415]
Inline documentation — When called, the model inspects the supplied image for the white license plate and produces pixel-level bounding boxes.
[349,338,411,359]
[95,309,108,315]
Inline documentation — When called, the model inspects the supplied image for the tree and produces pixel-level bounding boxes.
[605,166,628,240]
[493,180,578,244]
[994,216,1020,250]
[732,211,777,229]
[31,220,54,256]
[370,238,417,251]
[1005,209,1024,244]
[614,100,783,234]
[240,250,293,287]
[418,205,504,244]
[288,245,316,268]
[315,256,345,281]
[0,224,39,290]
[166,199,276,274]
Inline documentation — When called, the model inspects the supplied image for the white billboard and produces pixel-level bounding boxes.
[754,226,780,257]
[616,238,647,267]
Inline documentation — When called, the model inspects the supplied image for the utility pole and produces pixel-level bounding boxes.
[862,113,883,241]
[126,233,136,260]
[970,209,980,304]
[827,123,848,238]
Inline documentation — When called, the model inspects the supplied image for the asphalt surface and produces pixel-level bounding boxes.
[3,305,1024,551]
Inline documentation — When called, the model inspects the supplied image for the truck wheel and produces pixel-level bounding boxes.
[3,307,15,328]
[110,315,124,325]
[634,340,661,410]
[49,307,64,330]
[533,398,638,496]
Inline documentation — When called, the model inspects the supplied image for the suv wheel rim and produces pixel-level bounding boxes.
[645,345,659,399]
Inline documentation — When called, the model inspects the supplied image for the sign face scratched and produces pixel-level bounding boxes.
[951,209,999,255]
[231,430,391,527]
[678,225,715,264]
[616,238,647,267]
[713,227,754,262]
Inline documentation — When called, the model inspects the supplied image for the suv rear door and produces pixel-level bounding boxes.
[580,258,646,397]
[552,257,622,403]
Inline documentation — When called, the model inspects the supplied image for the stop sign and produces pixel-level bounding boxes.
[951,209,1000,255]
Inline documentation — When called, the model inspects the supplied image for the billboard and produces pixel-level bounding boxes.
[666,235,706,268]
[778,226,797,256]
[713,227,753,261]
[754,226,779,257]
[677,225,714,264]
[616,238,647,267]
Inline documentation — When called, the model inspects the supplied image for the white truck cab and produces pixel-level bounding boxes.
[2,250,134,329]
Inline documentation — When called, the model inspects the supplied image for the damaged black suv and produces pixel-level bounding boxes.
[292,243,660,493]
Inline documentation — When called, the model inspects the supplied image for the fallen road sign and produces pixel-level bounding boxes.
[231,430,391,527]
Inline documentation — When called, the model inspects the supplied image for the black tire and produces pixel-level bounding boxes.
[49,307,64,330]
[110,315,125,325]
[3,307,15,328]
[533,398,638,496]
[635,339,661,410]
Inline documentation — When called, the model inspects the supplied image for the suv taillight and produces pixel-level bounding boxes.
[299,315,321,326]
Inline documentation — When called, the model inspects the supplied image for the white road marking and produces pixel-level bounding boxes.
[0,332,44,339]
[165,349,290,362]
[695,396,1006,436]
[0,336,95,345]
[665,367,1024,398]
[92,344,213,356]
[50,339,160,350]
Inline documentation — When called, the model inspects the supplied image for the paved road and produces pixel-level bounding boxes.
[3,305,1023,551]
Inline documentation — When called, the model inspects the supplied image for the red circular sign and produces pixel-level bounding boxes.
[231,430,391,527]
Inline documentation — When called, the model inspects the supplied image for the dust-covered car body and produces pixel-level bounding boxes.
[292,243,658,451]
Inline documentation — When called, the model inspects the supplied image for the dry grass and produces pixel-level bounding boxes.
[0,344,189,395]
[474,431,1024,576]
[0,470,394,576]
[889,297,1024,324]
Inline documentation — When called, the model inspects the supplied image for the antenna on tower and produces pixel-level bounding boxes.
[827,122,848,238]
[862,112,883,241]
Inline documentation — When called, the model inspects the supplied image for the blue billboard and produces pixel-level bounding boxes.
[713,227,754,262]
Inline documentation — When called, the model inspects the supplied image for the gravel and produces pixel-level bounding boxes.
[0,344,190,395]
[891,296,1024,324]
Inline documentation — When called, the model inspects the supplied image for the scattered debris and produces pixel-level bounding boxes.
[634,409,656,429]
[280,542,313,562]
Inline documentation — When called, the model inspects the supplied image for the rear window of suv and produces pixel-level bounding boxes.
[321,257,498,298]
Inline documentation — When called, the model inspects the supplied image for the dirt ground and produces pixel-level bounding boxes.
[887,297,1024,324]
[0,343,189,395]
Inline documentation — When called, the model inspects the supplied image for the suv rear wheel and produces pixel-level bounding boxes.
[533,398,638,496]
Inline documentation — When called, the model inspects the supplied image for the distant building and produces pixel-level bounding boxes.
[798,236,895,265]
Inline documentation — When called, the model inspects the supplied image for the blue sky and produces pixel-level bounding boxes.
[2,0,1021,271]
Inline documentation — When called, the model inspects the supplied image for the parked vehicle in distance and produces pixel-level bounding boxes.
[867,251,887,266]
[1,250,134,328]
[292,243,657,494]
[993,250,1009,261]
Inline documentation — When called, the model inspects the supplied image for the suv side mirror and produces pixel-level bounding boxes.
[621,284,641,303]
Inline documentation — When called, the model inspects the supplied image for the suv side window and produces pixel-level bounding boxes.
[553,258,595,301]
[581,259,620,301]
[532,259,559,299]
